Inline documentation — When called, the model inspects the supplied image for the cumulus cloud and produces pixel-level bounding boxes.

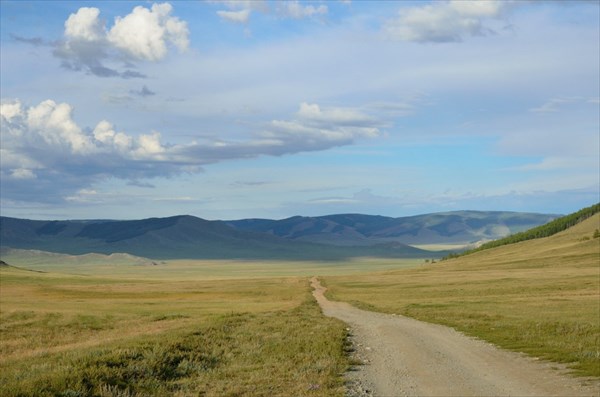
[107,3,189,61]
[64,7,105,41]
[1,99,382,204]
[50,3,189,78]
[385,0,513,43]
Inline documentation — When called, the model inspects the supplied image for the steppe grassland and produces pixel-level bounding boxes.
[0,252,423,278]
[323,214,600,377]
[0,269,351,396]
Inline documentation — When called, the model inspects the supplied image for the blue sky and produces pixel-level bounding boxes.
[1,0,598,220]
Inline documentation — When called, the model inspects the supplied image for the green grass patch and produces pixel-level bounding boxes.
[1,299,349,397]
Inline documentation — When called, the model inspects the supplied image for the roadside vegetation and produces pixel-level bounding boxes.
[0,271,349,396]
[444,202,600,260]
[324,213,600,377]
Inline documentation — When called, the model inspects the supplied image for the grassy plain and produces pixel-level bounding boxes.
[323,214,600,377]
[0,249,425,395]
[0,250,423,278]
[0,267,354,396]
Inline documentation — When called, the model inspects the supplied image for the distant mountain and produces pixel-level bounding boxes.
[226,211,560,246]
[0,215,432,260]
[0,211,560,260]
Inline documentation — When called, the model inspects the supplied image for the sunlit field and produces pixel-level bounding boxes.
[0,254,427,396]
[323,214,600,377]
[0,268,351,396]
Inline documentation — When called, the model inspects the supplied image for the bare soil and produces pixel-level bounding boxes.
[311,277,600,397]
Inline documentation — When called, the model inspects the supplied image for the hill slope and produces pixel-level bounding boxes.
[0,215,431,260]
[445,203,600,259]
[324,212,600,376]
[227,211,559,246]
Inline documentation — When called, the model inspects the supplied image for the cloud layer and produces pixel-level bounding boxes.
[1,99,381,203]
[1,1,597,219]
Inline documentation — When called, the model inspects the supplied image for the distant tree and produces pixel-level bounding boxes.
[594,229,600,239]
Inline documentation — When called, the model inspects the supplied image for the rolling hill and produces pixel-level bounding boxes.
[444,203,600,259]
[0,210,561,260]
[226,211,560,246]
[0,215,431,260]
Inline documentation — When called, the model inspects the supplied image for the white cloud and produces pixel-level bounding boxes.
[279,1,327,19]
[107,3,188,61]
[92,120,133,151]
[217,9,251,24]
[52,3,189,77]
[64,7,105,42]
[385,0,513,43]
[297,102,378,127]
[213,0,324,25]
[259,103,380,150]
[134,132,166,159]
[66,188,98,202]
[211,0,268,24]
[1,98,383,204]
[10,168,36,180]
[449,1,506,18]
[0,101,22,121]
[25,100,95,154]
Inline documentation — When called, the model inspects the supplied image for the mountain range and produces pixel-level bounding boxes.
[226,211,559,246]
[0,211,559,260]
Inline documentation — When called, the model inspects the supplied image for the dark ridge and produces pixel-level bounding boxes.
[36,221,68,236]
[76,216,186,243]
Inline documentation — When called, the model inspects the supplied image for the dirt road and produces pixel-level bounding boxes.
[311,277,599,397]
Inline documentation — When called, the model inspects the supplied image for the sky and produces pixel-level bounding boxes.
[0,0,599,220]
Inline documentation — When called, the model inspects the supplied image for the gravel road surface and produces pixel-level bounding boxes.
[311,277,599,397]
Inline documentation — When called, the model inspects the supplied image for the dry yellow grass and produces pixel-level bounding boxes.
[0,270,350,396]
[0,271,303,361]
[324,214,600,376]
